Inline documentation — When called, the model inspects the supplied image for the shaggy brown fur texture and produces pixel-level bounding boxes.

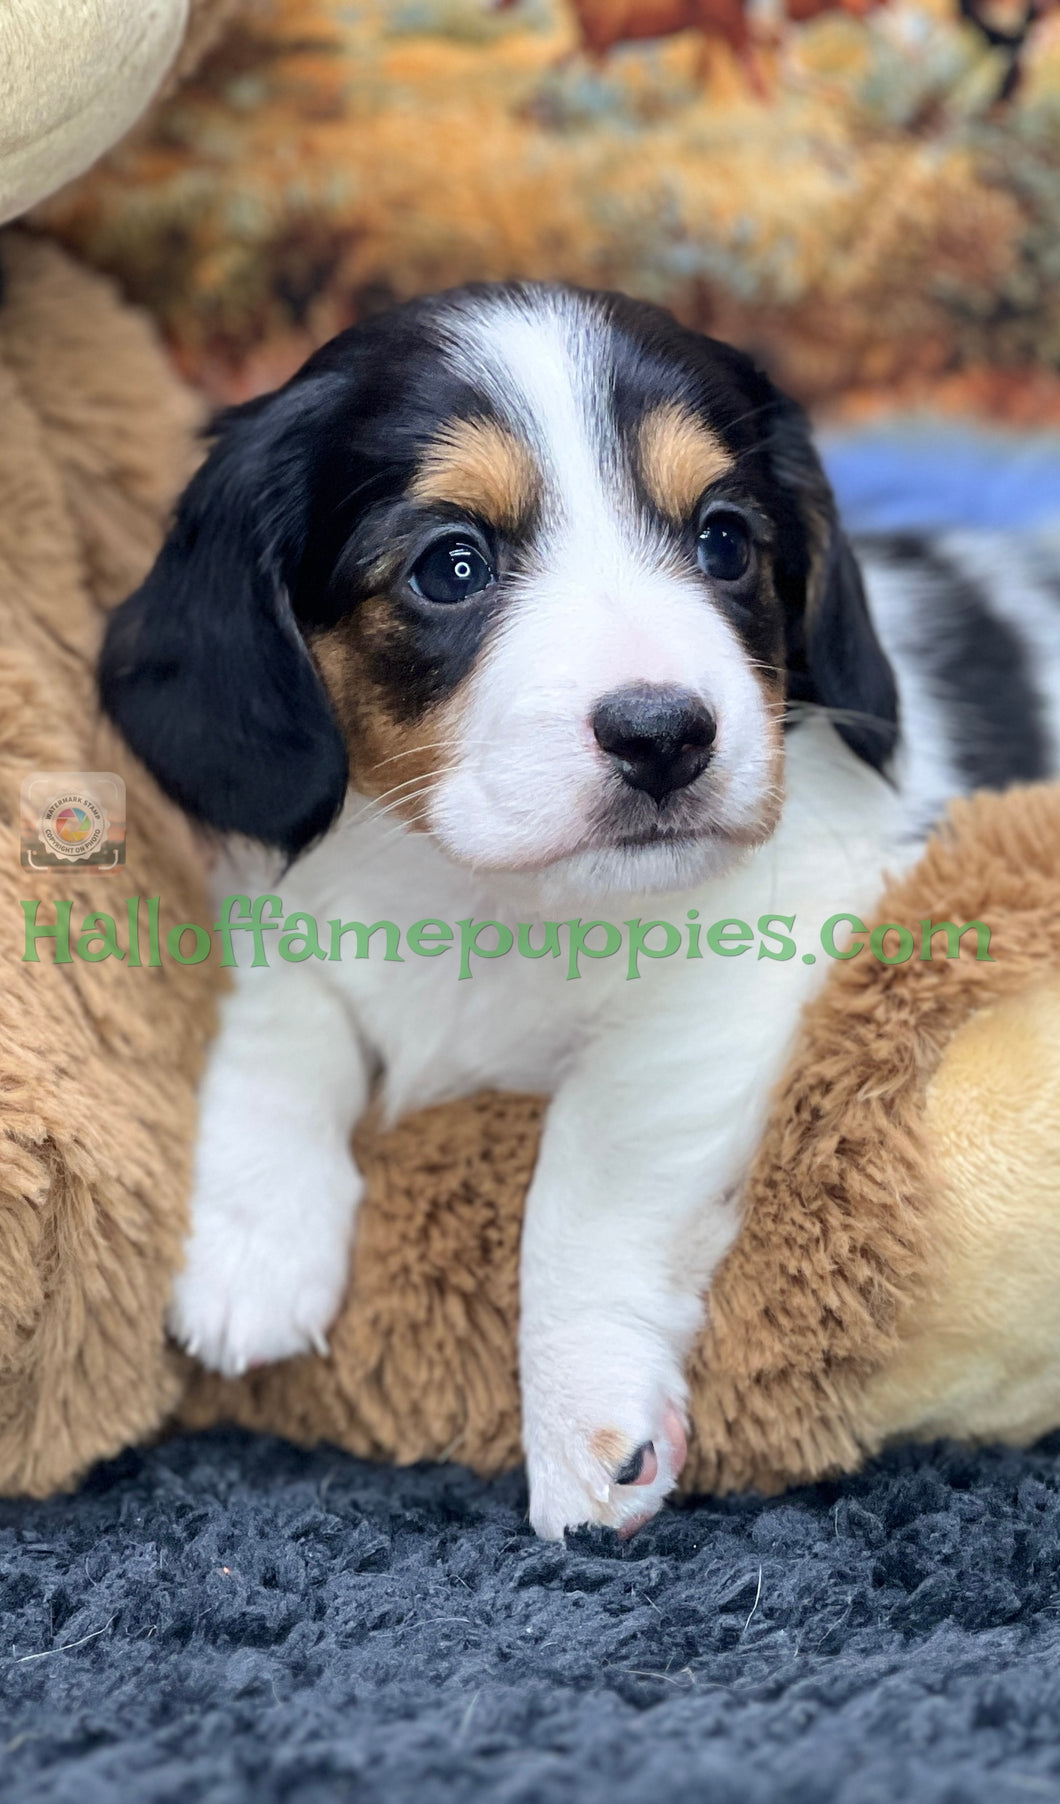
[684,782,1060,1492]
[0,230,219,1497]
[180,783,1060,1497]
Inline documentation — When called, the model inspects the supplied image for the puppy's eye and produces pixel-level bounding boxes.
[410,537,494,604]
[697,513,752,583]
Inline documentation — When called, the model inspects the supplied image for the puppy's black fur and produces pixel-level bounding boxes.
[98,285,899,858]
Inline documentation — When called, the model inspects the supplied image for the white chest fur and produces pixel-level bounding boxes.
[220,716,916,1116]
[176,717,921,1537]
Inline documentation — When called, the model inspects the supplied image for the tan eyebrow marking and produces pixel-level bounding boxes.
[411,418,541,531]
[638,403,733,521]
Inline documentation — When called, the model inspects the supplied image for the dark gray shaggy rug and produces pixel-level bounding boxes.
[5,1431,1060,1804]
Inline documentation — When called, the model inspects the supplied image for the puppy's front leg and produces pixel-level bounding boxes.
[519,1037,771,1540]
[170,962,369,1376]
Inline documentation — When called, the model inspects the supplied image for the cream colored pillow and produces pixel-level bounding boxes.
[0,0,189,223]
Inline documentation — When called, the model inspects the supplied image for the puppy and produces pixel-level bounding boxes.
[99,283,1060,1538]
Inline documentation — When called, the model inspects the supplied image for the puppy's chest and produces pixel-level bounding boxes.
[273,727,915,1116]
[367,958,592,1115]
[286,834,615,1112]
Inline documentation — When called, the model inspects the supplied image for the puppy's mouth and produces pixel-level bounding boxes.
[593,785,726,851]
[589,794,776,871]
[612,824,708,849]
[419,751,782,883]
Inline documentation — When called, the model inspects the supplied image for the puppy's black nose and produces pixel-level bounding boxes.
[592,684,716,804]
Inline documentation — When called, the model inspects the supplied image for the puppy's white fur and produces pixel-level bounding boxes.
[172,718,912,1538]
[431,293,779,888]
[170,292,1060,1538]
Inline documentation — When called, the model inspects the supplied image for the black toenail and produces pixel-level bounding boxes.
[614,1442,653,1486]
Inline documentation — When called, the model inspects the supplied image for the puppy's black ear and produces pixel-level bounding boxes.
[99,378,349,858]
[766,388,899,773]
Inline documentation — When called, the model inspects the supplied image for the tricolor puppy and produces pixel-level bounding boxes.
[100,283,1060,1539]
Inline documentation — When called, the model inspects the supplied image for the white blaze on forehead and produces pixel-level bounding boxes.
[425,287,780,883]
[439,288,732,683]
[440,289,633,550]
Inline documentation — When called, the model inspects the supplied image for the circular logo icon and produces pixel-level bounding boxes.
[38,790,108,862]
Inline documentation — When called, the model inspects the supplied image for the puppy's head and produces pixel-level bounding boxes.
[100,284,897,890]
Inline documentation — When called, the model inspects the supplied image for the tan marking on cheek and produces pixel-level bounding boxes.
[311,603,469,826]
[411,417,541,531]
[638,403,733,521]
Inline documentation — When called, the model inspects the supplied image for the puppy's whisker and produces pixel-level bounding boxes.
[376,807,434,850]
[355,788,435,827]
[370,771,447,805]
[349,771,453,829]
[347,773,445,824]
[784,700,898,731]
[370,743,458,771]
[356,798,434,837]
[369,736,498,772]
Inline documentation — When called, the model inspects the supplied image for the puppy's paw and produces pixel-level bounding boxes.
[521,1329,689,1541]
[526,1406,688,1543]
[169,1142,360,1378]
